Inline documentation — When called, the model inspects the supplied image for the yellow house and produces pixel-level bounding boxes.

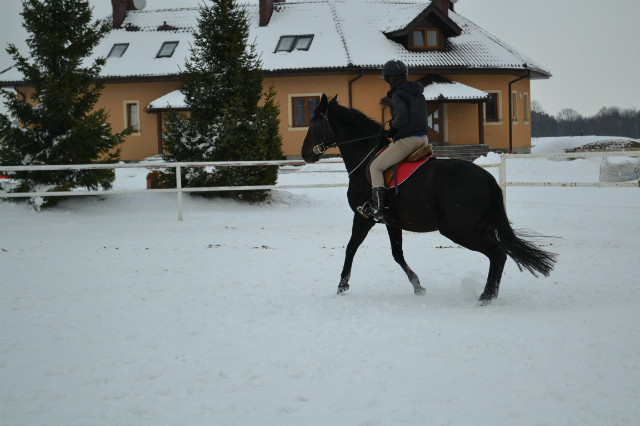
[1,0,550,161]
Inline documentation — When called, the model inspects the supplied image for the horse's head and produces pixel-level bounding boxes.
[301,94,336,163]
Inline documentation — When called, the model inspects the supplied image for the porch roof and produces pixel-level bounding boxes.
[146,89,187,111]
[422,80,491,103]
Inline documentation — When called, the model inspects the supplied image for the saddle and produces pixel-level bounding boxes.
[366,144,434,191]
[383,144,433,188]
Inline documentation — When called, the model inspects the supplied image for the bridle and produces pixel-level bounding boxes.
[311,112,385,176]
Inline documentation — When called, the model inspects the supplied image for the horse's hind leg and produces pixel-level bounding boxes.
[387,225,426,295]
[338,214,375,294]
[440,227,506,305]
[478,248,507,305]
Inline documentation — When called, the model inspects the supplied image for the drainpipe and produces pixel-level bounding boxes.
[508,65,530,153]
[348,68,363,108]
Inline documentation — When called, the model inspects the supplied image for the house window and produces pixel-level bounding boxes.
[523,92,530,123]
[125,101,140,133]
[108,43,129,58]
[291,96,320,127]
[275,35,314,52]
[484,91,501,123]
[511,91,518,123]
[412,29,439,49]
[157,41,179,58]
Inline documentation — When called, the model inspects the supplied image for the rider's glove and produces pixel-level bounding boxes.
[386,128,397,139]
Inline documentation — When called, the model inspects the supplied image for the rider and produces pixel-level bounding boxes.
[359,60,430,222]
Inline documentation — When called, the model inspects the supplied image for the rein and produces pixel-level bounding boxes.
[312,112,386,176]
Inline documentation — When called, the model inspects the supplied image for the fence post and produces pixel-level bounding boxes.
[176,165,183,221]
[499,154,507,207]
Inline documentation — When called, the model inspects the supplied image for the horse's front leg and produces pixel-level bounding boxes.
[338,214,375,294]
[386,225,426,295]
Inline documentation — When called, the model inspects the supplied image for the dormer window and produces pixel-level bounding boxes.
[275,35,314,52]
[108,43,129,58]
[157,41,179,58]
[412,28,440,49]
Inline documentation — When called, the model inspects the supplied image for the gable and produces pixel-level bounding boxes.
[384,3,462,51]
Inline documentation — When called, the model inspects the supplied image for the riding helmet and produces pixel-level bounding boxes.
[380,60,408,79]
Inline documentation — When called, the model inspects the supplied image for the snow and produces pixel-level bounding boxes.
[422,80,490,101]
[146,89,187,110]
[1,137,640,425]
[532,135,638,154]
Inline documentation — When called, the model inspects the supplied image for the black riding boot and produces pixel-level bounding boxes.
[357,186,387,222]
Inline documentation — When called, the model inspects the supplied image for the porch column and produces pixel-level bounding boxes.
[156,112,163,154]
[477,103,484,145]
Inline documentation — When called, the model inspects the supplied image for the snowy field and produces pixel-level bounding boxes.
[1,138,639,426]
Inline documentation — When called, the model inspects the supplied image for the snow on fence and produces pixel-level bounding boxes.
[1,152,638,220]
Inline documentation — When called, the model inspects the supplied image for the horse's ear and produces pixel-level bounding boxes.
[320,93,328,108]
[331,94,338,102]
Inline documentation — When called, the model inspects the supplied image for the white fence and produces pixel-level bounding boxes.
[0,160,347,221]
[1,151,638,220]
[496,151,640,206]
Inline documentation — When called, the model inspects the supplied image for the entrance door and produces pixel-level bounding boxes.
[426,103,443,144]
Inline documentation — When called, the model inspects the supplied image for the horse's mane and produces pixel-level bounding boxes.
[329,99,382,135]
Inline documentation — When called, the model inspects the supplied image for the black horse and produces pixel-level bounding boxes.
[301,94,557,304]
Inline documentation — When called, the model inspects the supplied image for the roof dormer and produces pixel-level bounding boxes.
[384,2,462,51]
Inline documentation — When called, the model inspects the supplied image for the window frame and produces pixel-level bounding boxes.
[412,28,440,50]
[156,41,179,58]
[108,43,129,58]
[124,101,140,134]
[483,91,503,125]
[288,94,321,129]
[511,91,518,124]
[275,35,314,52]
[523,92,530,124]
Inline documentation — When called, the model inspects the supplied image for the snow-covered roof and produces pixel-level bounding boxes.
[146,89,187,110]
[422,80,490,102]
[0,0,551,84]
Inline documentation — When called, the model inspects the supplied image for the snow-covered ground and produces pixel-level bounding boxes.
[1,138,639,426]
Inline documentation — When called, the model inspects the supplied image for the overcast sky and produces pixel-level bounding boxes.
[1,0,639,117]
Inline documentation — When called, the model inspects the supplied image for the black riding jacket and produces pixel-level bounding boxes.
[387,80,428,141]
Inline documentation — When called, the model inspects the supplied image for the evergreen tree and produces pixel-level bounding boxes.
[0,0,125,208]
[161,0,282,202]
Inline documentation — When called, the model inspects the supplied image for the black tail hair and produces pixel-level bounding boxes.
[490,179,558,277]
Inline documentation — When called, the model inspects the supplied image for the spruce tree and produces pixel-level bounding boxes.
[161,0,282,202]
[0,0,125,208]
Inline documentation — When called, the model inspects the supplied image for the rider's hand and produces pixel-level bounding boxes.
[386,128,397,139]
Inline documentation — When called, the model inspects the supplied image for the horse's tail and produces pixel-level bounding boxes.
[490,179,557,277]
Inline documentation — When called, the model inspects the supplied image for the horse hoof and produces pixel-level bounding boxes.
[477,297,492,306]
[337,285,349,295]
[414,286,426,296]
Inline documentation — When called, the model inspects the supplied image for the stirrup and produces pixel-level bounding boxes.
[357,202,374,219]
[357,203,385,222]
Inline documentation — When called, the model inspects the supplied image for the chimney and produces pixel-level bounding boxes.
[431,0,449,17]
[259,0,273,26]
[111,0,135,29]
[259,0,284,27]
